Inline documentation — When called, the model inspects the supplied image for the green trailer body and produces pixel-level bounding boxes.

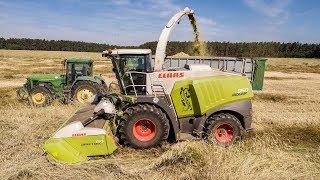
[252,58,267,91]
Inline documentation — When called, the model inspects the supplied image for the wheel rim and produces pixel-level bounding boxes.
[31,92,45,105]
[132,119,156,142]
[76,88,95,103]
[213,123,234,143]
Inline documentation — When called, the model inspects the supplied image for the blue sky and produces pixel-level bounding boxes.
[0,0,319,45]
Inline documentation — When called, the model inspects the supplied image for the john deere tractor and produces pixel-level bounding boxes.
[17,58,107,107]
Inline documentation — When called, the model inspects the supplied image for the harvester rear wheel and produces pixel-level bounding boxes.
[118,104,169,149]
[29,86,53,107]
[205,113,242,147]
[72,81,102,103]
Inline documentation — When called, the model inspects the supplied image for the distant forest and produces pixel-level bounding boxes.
[1,37,320,58]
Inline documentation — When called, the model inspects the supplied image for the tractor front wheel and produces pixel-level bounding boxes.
[72,81,101,103]
[205,113,242,147]
[29,86,53,107]
[118,104,169,149]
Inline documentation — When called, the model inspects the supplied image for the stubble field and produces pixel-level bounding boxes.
[0,50,319,179]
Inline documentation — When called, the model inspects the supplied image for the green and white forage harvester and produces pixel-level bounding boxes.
[43,7,254,163]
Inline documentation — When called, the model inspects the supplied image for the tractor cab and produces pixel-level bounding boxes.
[64,58,93,86]
[103,49,152,95]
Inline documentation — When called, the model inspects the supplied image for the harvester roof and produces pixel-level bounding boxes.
[103,49,151,55]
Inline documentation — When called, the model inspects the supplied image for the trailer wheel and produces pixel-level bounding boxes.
[205,113,242,147]
[118,104,169,149]
[72,81,102,103]
[29,86,53,107]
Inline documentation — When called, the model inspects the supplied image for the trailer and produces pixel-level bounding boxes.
[159,56,267,91]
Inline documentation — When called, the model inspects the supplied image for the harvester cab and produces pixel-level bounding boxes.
[104,49,153,95]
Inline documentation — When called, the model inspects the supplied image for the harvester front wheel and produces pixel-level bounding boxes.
[205,113,242,147]
[118,104,169,149]
[72,81,100,103]
[29,86,53,107]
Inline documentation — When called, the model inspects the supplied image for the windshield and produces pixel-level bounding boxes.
[120,55,146,72]
[68,63,92,76]
[66,62,92,85]
[117,54,148,95]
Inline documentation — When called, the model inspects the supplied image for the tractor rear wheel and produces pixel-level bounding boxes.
[205,113,242,147]
[118,104,169,149]
[72,81,102,103]
[29,86,53,107]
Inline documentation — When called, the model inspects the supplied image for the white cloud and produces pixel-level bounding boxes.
[111,0,131,6]
[244,0,290,17]
[243,0,291,25]
[149,0,180,17]
[198,17,217,25]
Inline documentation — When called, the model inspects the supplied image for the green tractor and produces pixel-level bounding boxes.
[17,58,107,107]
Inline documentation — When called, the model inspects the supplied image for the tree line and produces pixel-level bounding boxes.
[1,37,320,58]
[0,37,135,52]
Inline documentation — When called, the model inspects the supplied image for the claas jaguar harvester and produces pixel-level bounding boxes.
[43,7,254,163]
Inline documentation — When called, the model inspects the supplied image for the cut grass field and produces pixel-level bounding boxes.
[0,50,319,179]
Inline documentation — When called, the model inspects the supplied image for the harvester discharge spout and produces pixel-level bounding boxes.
[154,7,194,71]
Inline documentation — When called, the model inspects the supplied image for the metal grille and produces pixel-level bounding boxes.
[159,56,256,82]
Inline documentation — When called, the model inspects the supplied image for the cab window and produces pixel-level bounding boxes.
[121,55,146,72]
[119,55,147,95]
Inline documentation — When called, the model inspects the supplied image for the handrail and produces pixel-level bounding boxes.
[123,71,168,98]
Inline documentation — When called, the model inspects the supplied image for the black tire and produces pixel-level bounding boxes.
[29,86,53,107]
[205,113,242,147]
[118,104,169,149]
[72,81,104,103]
